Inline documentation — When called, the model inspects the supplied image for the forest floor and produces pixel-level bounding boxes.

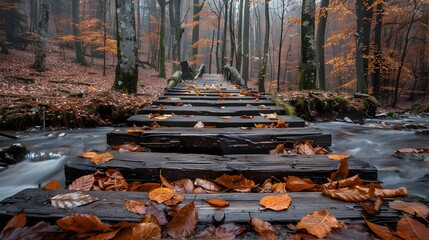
[0,44,428,131]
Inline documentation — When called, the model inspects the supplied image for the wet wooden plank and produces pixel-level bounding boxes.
[0,189,398,226]
[158,95,270,100]
[139,105,286,116]
[64,152,376,184]
[127,115,305,128]
[152,99,276,107]
[106,127,331,154]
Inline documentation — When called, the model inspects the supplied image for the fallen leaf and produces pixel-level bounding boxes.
[194,121,205,128]
[240,115,254,119]
[330,158,349,181]
[148,187,174,204]
[194,178,222,191]
[221,116,232,119]
[205,198,230,208]
[87,229,121,240]
[111,142,142,152]
[124,200,148,215]
[272,182,287,193]
[160,171,175,189]
[269,144,284,155]
[194,224,244,240]
[163,192,185,206]
[80,151,98,158]
[131,223,161,240]
[261,179,273,193]
[174,178,195,193]
[323,174,362,189]
[44,180,62,190]
[355,185,408,198]
[365,219,398,240]
[56,213,111,234]
[328,154,351,161]
[0,222,66,239]
[394,148,429,155]
[126,129,144,134]
[128,182,161,192]
[275,118,288,128]
[147,113,161,119]
[361,196,383,215]
[322,185,375,202]
[51,191,98,208]
[259,194,292,211]
[396,215,429,239]
[2,212,26,233]
[389,200,429,219]
[145,203,168,225]
[68,174,95,191]
[296,210,341,238]
[286,176,317,192]
[294,141,315,155]
[91,152,114,165]
[250,217,278,240]
[214,174,256,192]
[167,202,198,238]
[324,227,373,240]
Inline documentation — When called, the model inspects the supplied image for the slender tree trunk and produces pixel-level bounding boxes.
[372,0,383,101]
[221,0,229,67]
[299,0,317,90]
[355,0,366,93]
[72,0,87,65]
[113,0,138,94]
[236,0,244,72]
[228,0,235,65]
[362,0,374,85]
[33,0,49,71]
[191,0,206,68]
[277,2,286,92]
[136,0,141,49]
[257,0,270,93]
[241,0,250,84]
[316,0,329,90]
[30,0,38,32]
[158,0,167,78]
[215,4,222,73]
[169,0,182,73]
[209,27,215,74]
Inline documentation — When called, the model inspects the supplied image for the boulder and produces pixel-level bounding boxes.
[0,143,27,166]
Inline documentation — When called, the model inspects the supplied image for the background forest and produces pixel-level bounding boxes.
[0,0,428,109]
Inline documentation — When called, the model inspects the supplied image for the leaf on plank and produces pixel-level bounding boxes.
[250,217,278,240]
[259,194,292,211]
[396,215,429,240]
[111,142,142,152]
[124,200,148,215]
[361,196,383,215]
[389,200,429,219]
[205,198,230,208]
[2,212,26,233]
[322,185,375,202]
[146,203,168,225]
[194,178,222,191]
[365,219,398,240]
[323,174,362,189]
[273,182,287,193]
[269,144,284,155]
[68,174,95,191]
[330,158,349,181]
[214,173,256,192]
[275,118,288,128]
[355,185,408,198]
[128,182,161,192]
[293,141,315,155]
[91,152,114,165]
[79,151,98,158]
[194,121,205,128]
[0,222,66,239]
[131,223,161,240]
[148,187,174,204]
[261,179,273,193]
[240,115,254,119]
[126,129,144,134]
[51,191,98,208]
[174,178,195,193]
[328,154,351,161]
[43,180,62,190]
[56,213,111,234]
[324,227,373,240]
[163,192,185,206]
[296,210,341,238]
[285,176,317,192]
[160,171,175,189]
[167,202,198,238]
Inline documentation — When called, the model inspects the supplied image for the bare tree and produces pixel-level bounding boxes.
[33,0,49,71]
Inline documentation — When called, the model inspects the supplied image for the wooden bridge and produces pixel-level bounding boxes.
[0,71,410,237]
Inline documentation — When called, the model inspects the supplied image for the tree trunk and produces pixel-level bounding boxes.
[276,1,287,92]
[157,0,167,78]
[257,0,270,93]
[372,0,383,101]
[169,0,182,73]
[362,0,374,85]
[33,0,49,71]
[221,0,229,67]
[355,0,367,93]
[30,0,38,32]
[191,0,206,68]
[136,0,141,49]
[316,0,329,90]
[215,3,222,73]
[113,0,138,94]
[208,27,215,74]
[241,0,250,84]
[72,0,87,65]
[236,0,244,72]
[299,0,317,90]
[228,0,235,65]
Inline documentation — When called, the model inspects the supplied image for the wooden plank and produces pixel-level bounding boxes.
[127,115,305,128]
[0,189,399,227]
[106,127,331,154]
[139,105,286,116]
[152,99,276,107]
[158,95,270,100]
[64,152,376,184]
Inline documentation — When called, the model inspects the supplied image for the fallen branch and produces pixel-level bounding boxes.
[48,80,92,86]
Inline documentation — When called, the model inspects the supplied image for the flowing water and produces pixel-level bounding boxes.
[0,117,428,201]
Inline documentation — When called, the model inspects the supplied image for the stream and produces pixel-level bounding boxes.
[0,117,428,201]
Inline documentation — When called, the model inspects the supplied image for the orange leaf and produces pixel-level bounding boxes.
[174,178,195,193]
[330,158,349,181]
[80,151,98,158]
[194,178,222,191]
[205,198,230,208]
[361,196,383,215]
[259,194,292,211]
[272,183,287,193]
[43,180,62,190]
[286,176,316,192]
[56,213,111,234]
[269,144,284,155]
[68,174,95,191]
[131,223,161,240]
[126,129,144,134]
[163,192,185,206]
[250,217,278,240]
[148,187,174,204]
[2,212,26,232]
[167,202,198,238]
[214,174,256,192]
[365,219,397,240]
[323,174,362,189]
[124,200,148,215]
[322,185,375,202]
[389,200,429,219]
[128,183,161,192]
[396,215,429,239]
[91,152,114,165]
[160,171,175,189]
[294,141,315,155]
[296,210,341,238]
[275,118,288,128]
[328,154,351,161]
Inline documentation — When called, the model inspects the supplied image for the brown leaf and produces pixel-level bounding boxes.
[269,144,285,155]
[2,212,26,233]
[296,210,341,238]
[167,201,198,238]
[275,118,288,128]
[164,192,185,206]
[128,182,161,192]
[80,151,98,158]
[328,154,351,161]
[240,115,254,119]
[51,191,98,208]
[44,180,62,190]
[160,171,175,189]
[396,215,429,240]
[324,227,373,240]
[87,229,121,240]
[111,142,142,152]
[273,182,287,193]
[389,200,429,219]
[314,146,329,155]
[250,217,278,240]
[68,174,95,191]
[148,187,174,204]
[194,121,205,128]
[127,129,144,134]
[91,152,114,165]
[286,176,317,192]
[330,158,349,181]
[394,148,429,155]
[322,185,375,202]
[365,219,398,240]
[261,179,273,193]
[145,204,168,225]
[294,141,315,155]
[323,174,362,189]
[205,198,230,208]
[56,213,111,234]
[131,223,161,240]
[361,196,383,215]
[194,178,222,191]
[355,185,408,198]
[194,224,242,240]
[214,173,256,192]
[124,200,148,215]
[174,178,195,193]
[0,222,66,239]
[259,194,292,211]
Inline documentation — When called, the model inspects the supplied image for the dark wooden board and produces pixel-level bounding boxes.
[0,188,398,227]
[162,92,265,97]
[106,127,331,154]
[127,115,305,128]
[158,95,269,100]
[65,152,376,184]
[152,99,276,107]
[139,105,286,116]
